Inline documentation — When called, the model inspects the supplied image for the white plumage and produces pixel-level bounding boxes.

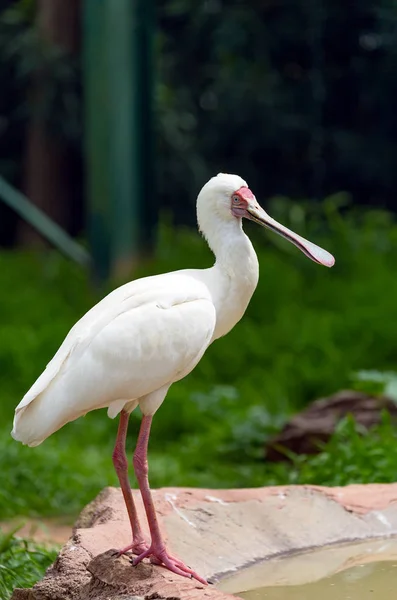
[12,274,217,445]
[11,173,334,583]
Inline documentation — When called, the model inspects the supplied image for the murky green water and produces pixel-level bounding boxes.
[217,539,397,600]
[239,561,396,599]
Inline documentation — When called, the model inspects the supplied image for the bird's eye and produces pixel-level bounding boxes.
[232,195,240,204]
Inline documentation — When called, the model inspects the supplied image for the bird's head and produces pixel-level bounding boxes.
[197,173,334,267]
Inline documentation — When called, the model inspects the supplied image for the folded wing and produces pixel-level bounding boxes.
[12,273,216,446]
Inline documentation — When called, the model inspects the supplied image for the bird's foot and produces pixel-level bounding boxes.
[114,539,150,557]
[131,545,207,585]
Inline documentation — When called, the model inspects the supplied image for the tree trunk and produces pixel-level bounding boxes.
[18,0,81,246]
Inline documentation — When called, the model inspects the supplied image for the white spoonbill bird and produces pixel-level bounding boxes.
[12,173,334,584]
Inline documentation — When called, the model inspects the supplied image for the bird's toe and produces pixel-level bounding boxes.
[131,546,207,585]
[116,540,150,557]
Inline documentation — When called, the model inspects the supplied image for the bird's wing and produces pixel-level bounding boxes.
[14,273,216,421]
[14,273,177,412]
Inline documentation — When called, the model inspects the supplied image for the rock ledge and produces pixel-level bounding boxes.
[12,483,397,600]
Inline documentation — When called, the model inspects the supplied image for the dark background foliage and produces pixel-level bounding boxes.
[2,0,397,243]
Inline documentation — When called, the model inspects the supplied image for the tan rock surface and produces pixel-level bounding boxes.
[11,484,397,600]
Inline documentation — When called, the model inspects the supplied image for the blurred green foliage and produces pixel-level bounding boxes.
[352,369,397,398]
[1,199,397,519]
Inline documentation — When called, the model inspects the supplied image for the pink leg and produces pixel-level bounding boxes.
[112,410,149,555]
[131,415,207,585]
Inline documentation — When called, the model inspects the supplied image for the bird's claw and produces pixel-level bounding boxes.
[131,546,207,585]
[114,540,150,557]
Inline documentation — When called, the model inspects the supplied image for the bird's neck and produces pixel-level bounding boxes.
[199,215,260,340]
[200,212,257,271]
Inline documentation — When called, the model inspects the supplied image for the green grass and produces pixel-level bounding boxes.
[0,528,57,598]
[1,197,397,520]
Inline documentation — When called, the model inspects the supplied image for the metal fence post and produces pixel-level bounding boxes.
[83,0,156,282]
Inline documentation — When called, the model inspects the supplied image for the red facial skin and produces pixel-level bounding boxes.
[230,186,256,218]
